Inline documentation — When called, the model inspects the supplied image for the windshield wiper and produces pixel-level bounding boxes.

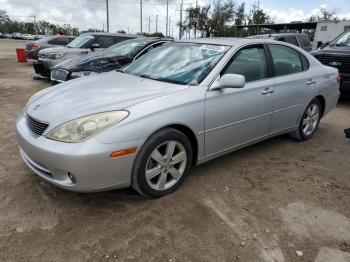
[139,74,187,85]
[116,69,124,73]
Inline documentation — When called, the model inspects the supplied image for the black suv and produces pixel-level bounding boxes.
[311,30,350,98]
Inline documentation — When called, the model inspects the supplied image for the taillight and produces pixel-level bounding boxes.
[31,42,40,49]
[336,74,341,84]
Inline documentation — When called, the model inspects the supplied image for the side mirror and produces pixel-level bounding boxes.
[212,74,245,90]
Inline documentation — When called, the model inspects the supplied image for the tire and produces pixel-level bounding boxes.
[289,98,322,141]
[131,128,193,198]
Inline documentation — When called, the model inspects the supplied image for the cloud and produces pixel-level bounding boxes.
[1,1,350,37]
[265,4,350,23]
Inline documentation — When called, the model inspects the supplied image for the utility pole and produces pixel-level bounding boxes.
[156,14,159,33]
[106,0,109,32]
[33,15,37,35]
[194,0,198,38]
[140,0,143,34]
[166,0,169,36]
[179,0,183,39]
[169,16,171,37]
[148,16,151,34]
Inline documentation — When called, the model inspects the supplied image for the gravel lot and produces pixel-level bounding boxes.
[0,39,349,262]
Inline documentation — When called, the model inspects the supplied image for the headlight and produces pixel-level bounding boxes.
[46,111,129,143]
[48,52,66,59]
[71,71,98,78]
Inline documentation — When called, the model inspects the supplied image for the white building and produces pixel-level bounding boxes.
[313,20,350,48]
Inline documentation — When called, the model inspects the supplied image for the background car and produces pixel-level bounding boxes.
[17,38,339,197]
[34,32,139,77]
[51,37,171,83]
[248,33,312,52]
[26,35,75,60]
[311,30,350,98]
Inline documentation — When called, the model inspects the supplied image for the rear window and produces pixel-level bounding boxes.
[298,35,311,47]
[279,36,299,47]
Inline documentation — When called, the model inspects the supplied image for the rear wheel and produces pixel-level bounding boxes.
[132,128,193,197]
[289,98,321,141]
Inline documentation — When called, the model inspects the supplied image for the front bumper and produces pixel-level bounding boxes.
[26,49,38,60]
[33,60,50,77]
[340,73,350,97]
[16,114,142,192]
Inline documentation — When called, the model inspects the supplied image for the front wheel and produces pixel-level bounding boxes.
[289,98,321,141]
[131,128,193,198]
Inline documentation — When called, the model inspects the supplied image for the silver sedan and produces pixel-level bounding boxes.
[16,38,340,197]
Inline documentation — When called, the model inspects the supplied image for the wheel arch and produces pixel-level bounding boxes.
[315,95,326,117]
[143,124,199,166]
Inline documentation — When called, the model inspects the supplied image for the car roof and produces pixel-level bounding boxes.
[80,32,141,38]
[247,33,308,39]
[177,37,281,46]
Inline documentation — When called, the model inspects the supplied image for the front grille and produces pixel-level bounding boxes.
[316,55,350,74]
[26,114,49,136]
[51,69,68,82]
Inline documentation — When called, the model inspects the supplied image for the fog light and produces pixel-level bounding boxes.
[68,172,76,183]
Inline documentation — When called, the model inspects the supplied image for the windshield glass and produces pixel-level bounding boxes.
[329,30,350,47]
[67,34,94,48]
[105,39,153,57]
[123,42,229,85]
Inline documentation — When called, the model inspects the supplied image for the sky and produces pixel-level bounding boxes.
[1,0,350,37]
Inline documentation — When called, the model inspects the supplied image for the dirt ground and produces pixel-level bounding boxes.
[0,39,349,262]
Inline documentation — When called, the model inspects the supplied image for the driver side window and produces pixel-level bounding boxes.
[222,46,267,83]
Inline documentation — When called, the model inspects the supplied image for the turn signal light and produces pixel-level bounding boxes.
[110,147,137,158]
[336,74,341,84]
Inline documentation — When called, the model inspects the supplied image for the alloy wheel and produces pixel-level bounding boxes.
[145,140,187,191]
[302,104,320,136]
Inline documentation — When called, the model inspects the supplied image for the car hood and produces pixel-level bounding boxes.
[53,51,128,71]
[40,46,90,55]
[26,71,188,126]
[311,46,350,56]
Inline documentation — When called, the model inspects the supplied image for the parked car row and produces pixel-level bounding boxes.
[26,35,75,60]
[33,32,138,77]
[0,32,45,40]
[17,35,340,197]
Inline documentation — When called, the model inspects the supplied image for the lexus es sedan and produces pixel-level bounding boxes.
[16,38,340,197]
[51,38,171,83]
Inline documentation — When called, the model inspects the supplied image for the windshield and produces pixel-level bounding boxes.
[329,30,350,47]
[123,42,229,85]
[105,39,153,57]
[67,34,94,48]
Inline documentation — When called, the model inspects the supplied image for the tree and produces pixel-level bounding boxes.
[248,3,272,25]
[211,0,236,36]
[182,0,237,38]
[0,9,9,24]
[247,3,272,35]
[234,2,246,36]
[309,7,339,22]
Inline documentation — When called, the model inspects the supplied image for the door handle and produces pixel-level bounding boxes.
[261,88,274,95]
[306,80,316,85]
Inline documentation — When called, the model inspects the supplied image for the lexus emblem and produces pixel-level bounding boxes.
[33,104,41,110]
[329,61,341,66]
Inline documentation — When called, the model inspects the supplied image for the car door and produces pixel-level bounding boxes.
[268,44,314,134]
[204,44,275,157]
